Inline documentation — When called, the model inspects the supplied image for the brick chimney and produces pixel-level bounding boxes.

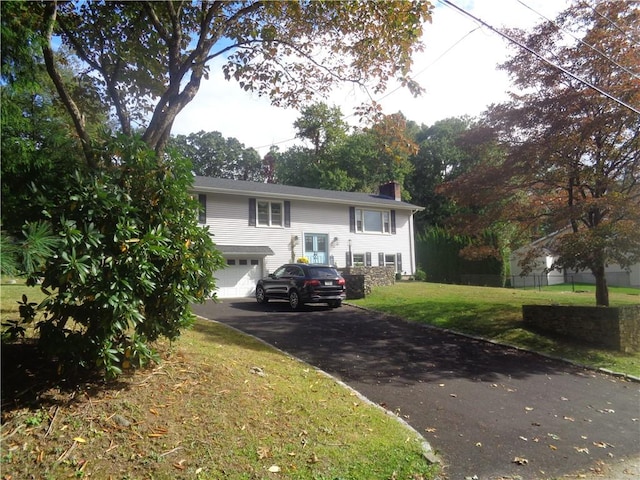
[379,181,401,201]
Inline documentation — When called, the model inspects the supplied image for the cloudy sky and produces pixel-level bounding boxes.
[172,0,570,156]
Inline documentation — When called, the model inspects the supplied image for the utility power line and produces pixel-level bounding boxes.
[440,0,640,116]
[254,26,482,151]
[516,0,639,79]
[582,1,640,47]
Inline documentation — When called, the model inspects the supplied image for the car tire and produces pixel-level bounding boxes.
[256,285,268,304]
[328,300,342,308]
[288,290,301,310]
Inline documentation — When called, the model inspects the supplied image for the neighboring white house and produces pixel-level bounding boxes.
[510,232,640,288]
[192,177,424,298]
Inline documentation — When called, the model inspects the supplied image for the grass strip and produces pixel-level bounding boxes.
[352,282,640,377]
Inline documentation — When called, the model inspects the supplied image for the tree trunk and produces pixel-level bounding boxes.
[593,265,609,307]
[43,1,96,169]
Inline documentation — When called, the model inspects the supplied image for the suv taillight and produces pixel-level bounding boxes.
[303,279,321,287]
[337,278,345,286]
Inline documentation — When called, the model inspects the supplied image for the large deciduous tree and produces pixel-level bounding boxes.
[407,117,475,231]
[41,0,433,162]
[169,131,264,181]
[2,1,434,376]
[439,0,640,306]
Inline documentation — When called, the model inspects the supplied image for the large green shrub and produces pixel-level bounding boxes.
[23,136,224,377]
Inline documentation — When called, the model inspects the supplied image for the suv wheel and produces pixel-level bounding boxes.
[256,285,268,304]
[288,290,301,310]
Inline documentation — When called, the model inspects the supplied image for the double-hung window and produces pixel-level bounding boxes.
[257,200,283,227]
[355,208,391,234]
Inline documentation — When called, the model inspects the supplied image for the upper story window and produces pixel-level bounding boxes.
[355,208,390,234]
[349,206,396,234]
[257,200,283,227]
[249,198,290,228]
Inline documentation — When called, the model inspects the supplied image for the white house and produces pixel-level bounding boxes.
[192,177,424,298]
[510,232,640,289]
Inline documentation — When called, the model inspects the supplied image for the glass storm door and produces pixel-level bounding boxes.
[304,234,328,264]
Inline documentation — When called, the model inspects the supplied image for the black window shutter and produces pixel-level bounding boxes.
[345,251,352,267]
[365,252,372,267]
[248,198,256,226]
[390,210,396,234]
[349,207,356,232]
[284,201,291,227]
[198,194,207,223]
[396,252,402,272]
[378,252,384,266]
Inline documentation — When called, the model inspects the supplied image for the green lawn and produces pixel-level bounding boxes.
[1,282,439,479]
[352,282,640,377]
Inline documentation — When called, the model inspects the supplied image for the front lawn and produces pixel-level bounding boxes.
[351,282,640,377]
[1,283,439,480]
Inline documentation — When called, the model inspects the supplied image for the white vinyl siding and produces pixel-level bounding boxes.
[198,192,418,283]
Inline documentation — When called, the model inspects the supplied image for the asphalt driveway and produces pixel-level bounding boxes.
[192,298,640,480]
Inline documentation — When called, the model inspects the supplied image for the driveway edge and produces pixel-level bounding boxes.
[345,303,640,383]
[195,315,443,468]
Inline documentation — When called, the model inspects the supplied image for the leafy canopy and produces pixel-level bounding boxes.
[42,1,433,158]
[439,0,640,305]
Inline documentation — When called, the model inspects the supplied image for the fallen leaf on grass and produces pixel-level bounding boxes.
[257,446,271,459]
[73,437,86,443]
[268,465,281,473]
[148,427,168,438]
[173,459,186,470]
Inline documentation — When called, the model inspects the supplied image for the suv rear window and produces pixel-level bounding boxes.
[308,267,340,278]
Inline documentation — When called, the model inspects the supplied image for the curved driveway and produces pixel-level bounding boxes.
[192,298,640,480]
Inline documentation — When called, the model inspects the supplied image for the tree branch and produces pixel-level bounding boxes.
[42,1,96,169]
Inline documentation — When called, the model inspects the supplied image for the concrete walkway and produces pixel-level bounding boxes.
[192,298,640,480]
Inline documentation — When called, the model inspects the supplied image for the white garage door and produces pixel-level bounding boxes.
[216,258,262,298]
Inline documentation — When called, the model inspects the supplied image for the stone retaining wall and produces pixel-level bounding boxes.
[339,266,396,299]
[522,305,640,353]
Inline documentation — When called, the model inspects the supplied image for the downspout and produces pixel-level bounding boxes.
[409,209,418,276]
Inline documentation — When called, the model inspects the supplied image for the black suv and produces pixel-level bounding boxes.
[256,263,346,310]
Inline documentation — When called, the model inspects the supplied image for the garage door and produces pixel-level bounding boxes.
[215,258,262,298]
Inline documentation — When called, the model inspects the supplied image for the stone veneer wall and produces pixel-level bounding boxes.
[522,305,640,353]
[338,266,396,299]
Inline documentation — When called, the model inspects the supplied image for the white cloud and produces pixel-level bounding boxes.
[173,0,570,156]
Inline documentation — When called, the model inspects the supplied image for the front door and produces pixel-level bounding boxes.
[304,233,328,264]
